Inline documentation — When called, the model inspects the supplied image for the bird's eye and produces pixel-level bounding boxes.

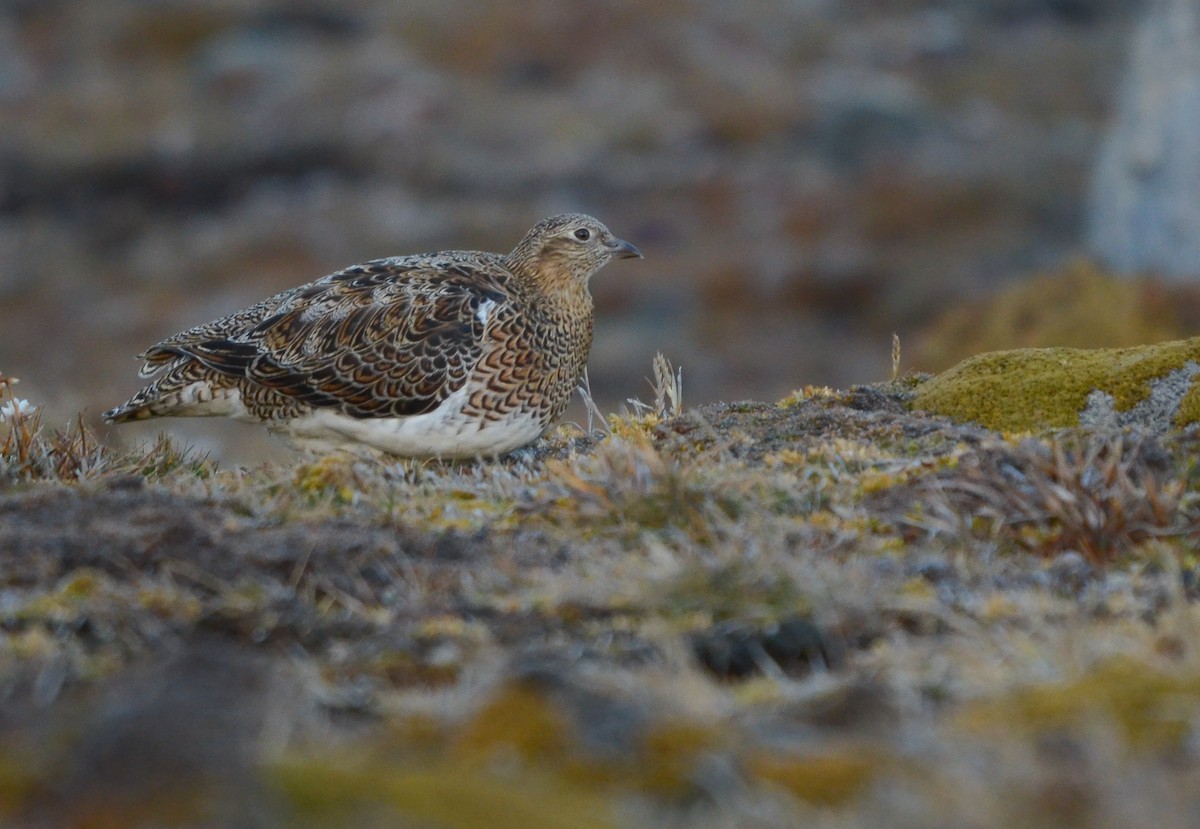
[573,228,591,241]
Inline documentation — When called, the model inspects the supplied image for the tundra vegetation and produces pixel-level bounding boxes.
[4,352,1200,829]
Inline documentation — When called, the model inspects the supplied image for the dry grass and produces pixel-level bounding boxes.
[915,260,1189,372]
[1,370,213,484]
[891,433,1196,563]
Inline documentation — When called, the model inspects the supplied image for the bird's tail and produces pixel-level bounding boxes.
[102,386,165,423]
[103,362,239,424]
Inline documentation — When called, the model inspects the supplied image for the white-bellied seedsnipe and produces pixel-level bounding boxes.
[103,214,642,458]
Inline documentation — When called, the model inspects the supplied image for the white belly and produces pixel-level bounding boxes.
[276,387,547,459]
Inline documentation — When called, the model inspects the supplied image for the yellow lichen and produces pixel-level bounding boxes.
[60,569,103,598]
[898,577,936,601]
[746,750,875,806]
[272,758,617,829]
[859,471,907,494]
[16,569,116,623]
[606,413,659,439]
[977,594,1022,624]
[956,657,1200,750]
[779,386,839,407]
[293,455,359,502]
[136,585,203,621]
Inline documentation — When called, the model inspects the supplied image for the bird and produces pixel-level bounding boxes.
[103,213,642,458]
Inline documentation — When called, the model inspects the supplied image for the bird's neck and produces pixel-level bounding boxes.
[505,253,592,311]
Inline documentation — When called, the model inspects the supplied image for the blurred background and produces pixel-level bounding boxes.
[2,0,1198,460]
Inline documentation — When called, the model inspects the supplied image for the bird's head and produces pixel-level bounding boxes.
[506,213,642,291]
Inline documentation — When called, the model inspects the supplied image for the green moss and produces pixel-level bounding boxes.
[272,759,617,829]
[1178,377,1200,426]
[394,683,725,798]
[957,658,1200,751]
[0,756,38,818]
[454,681,573,764]
[16,569,116,623]
[912,337,1200,432]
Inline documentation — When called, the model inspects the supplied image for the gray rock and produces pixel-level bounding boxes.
[1087,0,1200,278]
[1078,360,1200,431]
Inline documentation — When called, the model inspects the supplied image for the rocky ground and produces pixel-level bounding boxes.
[4,367,1200,828]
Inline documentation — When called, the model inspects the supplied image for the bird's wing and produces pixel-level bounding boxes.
[137,287,299,378]
[140,256,514,418]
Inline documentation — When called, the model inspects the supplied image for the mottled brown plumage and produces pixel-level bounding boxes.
[104,214,641,457]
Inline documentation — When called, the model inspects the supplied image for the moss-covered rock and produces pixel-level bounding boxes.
[912,336,1200,432]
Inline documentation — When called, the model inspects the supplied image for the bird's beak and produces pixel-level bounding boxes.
[607,237,643,259]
